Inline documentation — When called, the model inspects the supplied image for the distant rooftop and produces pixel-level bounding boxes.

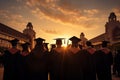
[0,23,29,41]
[89,33,105,43]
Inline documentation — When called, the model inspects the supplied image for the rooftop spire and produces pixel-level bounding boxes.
[108,12,117,22]
[80,32,85,37]
[26,22,33,29]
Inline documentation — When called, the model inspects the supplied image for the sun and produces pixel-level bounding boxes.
[62,38,71,48]
[62,43,68,48]
[49,34,71,48]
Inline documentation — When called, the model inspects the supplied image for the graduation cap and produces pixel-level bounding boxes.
[69,36,81,43]
[102,40,110,47]
[21,42,30,48]
[44,43,49,45]
[34,37,45,43]
[54,38,66,44]
[9,38,19,44]
[86,41,92,46]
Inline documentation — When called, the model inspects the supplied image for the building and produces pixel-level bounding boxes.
[0,22,36,52]
[79,32,88,49]
[23,22,36,49]
[90,12,120,50]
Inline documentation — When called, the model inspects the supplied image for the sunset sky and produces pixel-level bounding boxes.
[0,0,120,45]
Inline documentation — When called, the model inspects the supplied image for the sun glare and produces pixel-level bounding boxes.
[62,43,68,48]
[62,38,71,48]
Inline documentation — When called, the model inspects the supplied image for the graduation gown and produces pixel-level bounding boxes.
[80,48,96,80]
[18,51,30,80]
[114,52,120,76]
[25,47,49,80]
[49,47,65,80]
[64,47,83,80]
[1,49,22,80]
[95,48,113,80]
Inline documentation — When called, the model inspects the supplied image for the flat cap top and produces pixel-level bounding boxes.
[69,36,81,42]
[34,38,45,42]
[54,38,65,42]
[44,43,49,46]
[9,38,19,43]
[54,38,65,40]
[44,43,49,44]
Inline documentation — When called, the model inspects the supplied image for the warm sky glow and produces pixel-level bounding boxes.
[0,0,120,45]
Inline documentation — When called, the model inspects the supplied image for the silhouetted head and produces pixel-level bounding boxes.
[102,41,110,48]
[9,38,19,47]
[69,36,81,47]
[54,38,65,47]
[44,43,49,46]
[86,41,92,46]
[51,44,56,49]
[43,43,49,50]
[21,42,30,50]
[34,37,45,44]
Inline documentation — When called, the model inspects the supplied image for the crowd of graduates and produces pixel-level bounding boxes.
[0,36,120,80]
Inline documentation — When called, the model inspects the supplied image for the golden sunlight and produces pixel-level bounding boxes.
[62,38,71,47]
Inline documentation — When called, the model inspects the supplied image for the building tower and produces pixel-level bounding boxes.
[79,32,88,48]
[105,12,120,44]
[108,12,117,22]
[23,22,36,49]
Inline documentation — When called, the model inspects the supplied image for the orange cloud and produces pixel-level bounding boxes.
[26,0,100,28]
[0,10,28,31]
[112,8,120,18]
[41,28,60,34]
[84,9,99,15]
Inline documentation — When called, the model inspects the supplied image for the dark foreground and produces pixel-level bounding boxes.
[0,66,120,80]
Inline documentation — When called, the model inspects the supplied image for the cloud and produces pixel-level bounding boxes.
[41,28,59,34]
[26,0,100,28]
[84,9,99,15]
[0,10,28,31]
[112,8,120,18]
